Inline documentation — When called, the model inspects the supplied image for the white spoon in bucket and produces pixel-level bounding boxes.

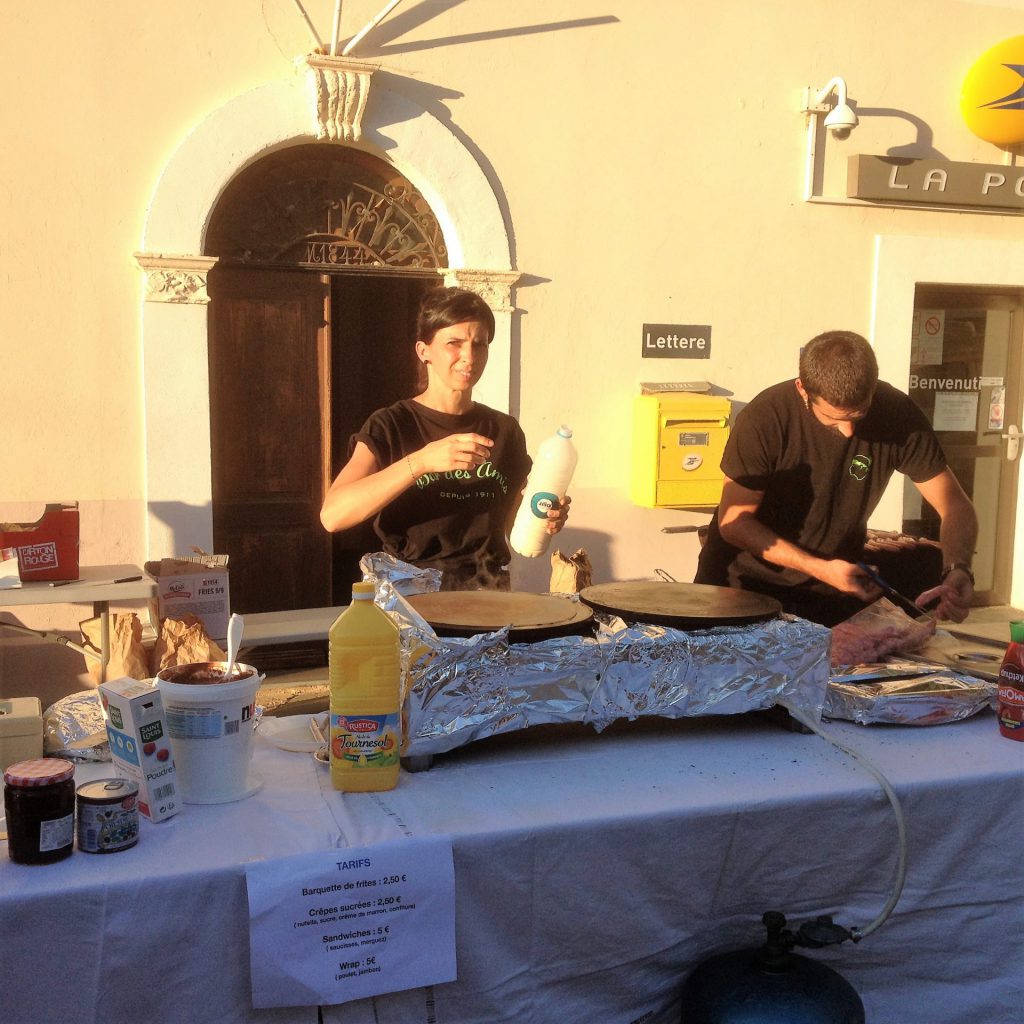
[222,613,245,681]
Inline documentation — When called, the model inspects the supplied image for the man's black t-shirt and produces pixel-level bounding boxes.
[694,380,947,624]
[350,399,531,581]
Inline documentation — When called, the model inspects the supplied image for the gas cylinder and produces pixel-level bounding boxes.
[679,912,865,1024]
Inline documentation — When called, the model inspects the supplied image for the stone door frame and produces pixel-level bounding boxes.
[136,74,519,558]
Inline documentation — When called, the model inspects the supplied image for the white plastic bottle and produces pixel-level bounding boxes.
[510,425,578,558]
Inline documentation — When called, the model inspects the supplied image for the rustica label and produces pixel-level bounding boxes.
[331,713,400,768]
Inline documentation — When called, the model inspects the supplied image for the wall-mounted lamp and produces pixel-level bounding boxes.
[801,76,858,200]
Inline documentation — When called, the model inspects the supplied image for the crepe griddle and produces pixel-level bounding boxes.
[406,590,594,642]
[579,581,781,629]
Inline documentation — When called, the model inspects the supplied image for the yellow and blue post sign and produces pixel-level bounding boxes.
[961,35,1024,146]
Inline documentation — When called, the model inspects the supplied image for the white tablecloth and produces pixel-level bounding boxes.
[1,712,1020,1024]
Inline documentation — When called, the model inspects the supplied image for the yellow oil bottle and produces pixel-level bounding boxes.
[329,581,401,791]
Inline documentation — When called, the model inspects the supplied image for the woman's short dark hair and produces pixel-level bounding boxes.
[416,287,495,344]
[799,331,878,408]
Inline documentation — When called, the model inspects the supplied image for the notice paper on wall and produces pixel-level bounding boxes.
[245,836,456,1008]
[933,391,979,432]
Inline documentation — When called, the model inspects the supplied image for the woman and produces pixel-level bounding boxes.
[320,287,569,591]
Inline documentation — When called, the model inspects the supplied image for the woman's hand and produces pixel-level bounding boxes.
[545,495,571,535]
[412,433,494,476]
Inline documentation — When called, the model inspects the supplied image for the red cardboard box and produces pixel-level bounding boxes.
[0,503,80,582]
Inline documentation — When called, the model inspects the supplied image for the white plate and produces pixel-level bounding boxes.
[258,715,322,753]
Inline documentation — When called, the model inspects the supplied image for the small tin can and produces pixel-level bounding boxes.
[3,758,76,864]
[76,778,140,854]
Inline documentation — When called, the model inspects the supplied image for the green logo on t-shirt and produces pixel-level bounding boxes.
[849,455,872,481]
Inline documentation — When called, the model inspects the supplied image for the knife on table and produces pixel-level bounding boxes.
[855,562,937,619]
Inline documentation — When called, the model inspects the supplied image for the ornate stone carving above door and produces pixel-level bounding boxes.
[135,255,218,304]
[300,55,378,142]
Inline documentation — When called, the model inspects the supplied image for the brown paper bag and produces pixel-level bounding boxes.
[150,615,227,677]
[549,547,594,594]
[80,612,149,684]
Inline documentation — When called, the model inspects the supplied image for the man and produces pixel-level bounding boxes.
[694,331,978,626]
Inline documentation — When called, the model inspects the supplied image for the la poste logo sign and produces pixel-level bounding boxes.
[961,35,1024,145]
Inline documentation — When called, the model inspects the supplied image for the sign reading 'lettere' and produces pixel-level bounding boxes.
[642,324,711,358]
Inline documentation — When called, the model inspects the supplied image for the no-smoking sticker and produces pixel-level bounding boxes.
[989,385,1006,431]
[913,309,945,354]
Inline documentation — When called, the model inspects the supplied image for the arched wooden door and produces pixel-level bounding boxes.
[205,144,447,615]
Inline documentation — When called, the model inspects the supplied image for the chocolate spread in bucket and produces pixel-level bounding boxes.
[158,663,254,685]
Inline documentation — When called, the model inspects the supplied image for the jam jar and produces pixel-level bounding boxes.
[3,758,76,864]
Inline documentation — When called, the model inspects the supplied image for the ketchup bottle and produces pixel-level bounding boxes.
[996,620,1024,741]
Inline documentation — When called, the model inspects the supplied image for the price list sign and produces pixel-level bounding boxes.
[245,836,456,1007]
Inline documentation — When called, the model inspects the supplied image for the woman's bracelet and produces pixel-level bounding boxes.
[405,454,417,482]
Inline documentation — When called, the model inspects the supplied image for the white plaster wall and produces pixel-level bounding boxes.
[5,0,1024,701]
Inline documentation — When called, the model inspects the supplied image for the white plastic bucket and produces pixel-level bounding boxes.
[155,662,263,804]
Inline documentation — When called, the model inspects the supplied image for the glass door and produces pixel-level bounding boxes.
[904,287,1023,605]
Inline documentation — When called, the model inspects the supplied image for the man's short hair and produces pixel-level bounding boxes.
[799,331,878,408]
[416,287,495,344]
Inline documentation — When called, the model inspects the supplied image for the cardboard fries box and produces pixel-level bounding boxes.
[0,502,80,581]
[144,554,230,642]
[98,676,180,823]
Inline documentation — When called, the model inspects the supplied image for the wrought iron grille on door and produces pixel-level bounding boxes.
[205,143,447,270]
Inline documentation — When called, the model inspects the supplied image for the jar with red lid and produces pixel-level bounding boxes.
[3,758,76,864]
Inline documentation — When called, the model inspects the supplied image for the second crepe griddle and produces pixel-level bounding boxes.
[579,581,782,629]
[406,590,594,641]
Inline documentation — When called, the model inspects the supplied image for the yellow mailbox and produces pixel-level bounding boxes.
[631,393,731,508]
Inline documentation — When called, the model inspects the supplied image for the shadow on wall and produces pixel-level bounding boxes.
[0,632,93,706]
[147,501,215,558]
[509,486,717,593]
[510,527,612,593]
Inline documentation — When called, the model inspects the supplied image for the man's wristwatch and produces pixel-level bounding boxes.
[941,562,975,586]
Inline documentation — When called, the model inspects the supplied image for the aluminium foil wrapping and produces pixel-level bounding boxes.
[42,689,111,762]
[825,661,997,726]
[365,556,831,758]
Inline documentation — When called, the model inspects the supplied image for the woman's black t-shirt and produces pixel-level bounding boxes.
[350,399,531,579]
[695,379,947,623]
